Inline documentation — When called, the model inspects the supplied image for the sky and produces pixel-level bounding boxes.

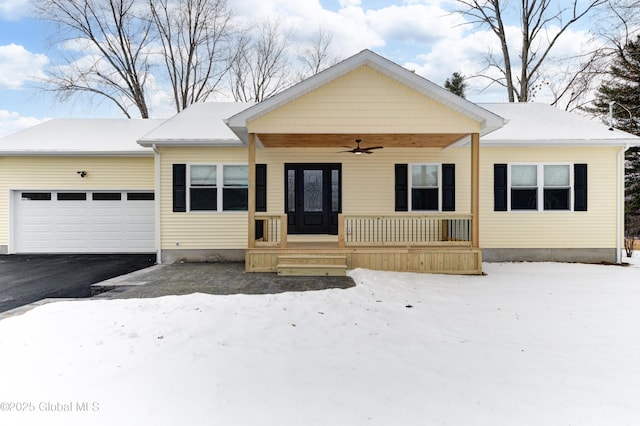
[0,0,601,138]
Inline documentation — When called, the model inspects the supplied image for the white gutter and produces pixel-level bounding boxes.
[152,144,162,264]
[617,145,630,263]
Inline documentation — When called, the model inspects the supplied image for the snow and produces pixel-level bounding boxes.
[480,103,640,146]
[0,119,164,154]
[138,102,254,145]
[1,261,640,425]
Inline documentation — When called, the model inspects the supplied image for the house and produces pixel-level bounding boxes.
[1,50,639,275]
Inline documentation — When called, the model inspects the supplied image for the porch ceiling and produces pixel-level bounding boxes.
[256,133,469,149]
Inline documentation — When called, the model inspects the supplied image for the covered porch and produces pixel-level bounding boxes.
[223,50,505,276]
[246,212,482,275]
[244,132,482,275]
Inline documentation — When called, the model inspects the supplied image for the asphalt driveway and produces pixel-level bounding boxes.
[0,254,155,313]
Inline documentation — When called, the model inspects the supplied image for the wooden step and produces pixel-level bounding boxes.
[277,254,346,266]
[277,254,347,276]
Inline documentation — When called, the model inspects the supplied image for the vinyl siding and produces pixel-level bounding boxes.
[259,147,472,215]
[0,156,154,247]
[159,146,473,249]
[159,147,249,249]
[160,145,620,251]
[248,66,480,134]
[479,146,620,248]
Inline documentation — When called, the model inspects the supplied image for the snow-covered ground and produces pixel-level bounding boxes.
[1,260,640,426]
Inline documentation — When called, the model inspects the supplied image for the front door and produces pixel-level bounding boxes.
[285,163,341,234]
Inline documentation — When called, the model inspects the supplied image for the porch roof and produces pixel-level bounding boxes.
[226,50,506,146]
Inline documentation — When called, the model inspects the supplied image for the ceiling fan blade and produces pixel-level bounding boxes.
[362,146,384,150]
[337,149,355,153]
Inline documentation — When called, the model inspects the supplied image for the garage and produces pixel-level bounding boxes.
[13,190,155,253]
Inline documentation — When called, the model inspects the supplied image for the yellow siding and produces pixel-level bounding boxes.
[159,146,473,249]
[0,156,154,246]
[259,147,473,216]
[480,146,620,248]
[160,144,620,251]
[248,66,480,134]
[159,147,249,249]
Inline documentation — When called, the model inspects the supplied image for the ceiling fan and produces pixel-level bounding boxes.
[340,139,383,155]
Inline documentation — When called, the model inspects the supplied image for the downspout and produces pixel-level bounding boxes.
[152,144,162,264]
[617,144,630,264]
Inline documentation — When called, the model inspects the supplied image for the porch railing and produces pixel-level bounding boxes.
[251,213,472,248]
[254,214,287,248]
[338,214,472,247]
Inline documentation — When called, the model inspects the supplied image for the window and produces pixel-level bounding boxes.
[509,164,572,211]
[58,192,87,201]
[93,192,122,201]
[190,165,217,211]
[543,165,570,210]
[188,164,248,212]
[411,164,439,211]
[21,192,51,201]
[222,165,248,211]
[127,192,154,201]
[510,165,538,210]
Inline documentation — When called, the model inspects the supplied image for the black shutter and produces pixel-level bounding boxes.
[442,163,456,211]
[173,164,186,212]
[494,164,508,211]
[574,164,588,211]
[395,164,408,211]
[256,164,267,212]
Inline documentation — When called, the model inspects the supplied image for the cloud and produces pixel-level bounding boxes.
[0,0,30,20]
[0,110,47,139]
[365,3,464,45]
[0,44,49,89]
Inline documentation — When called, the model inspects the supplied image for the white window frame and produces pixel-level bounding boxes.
[508,163,574,212]
[187,163,248,213]
[409,163,442,212]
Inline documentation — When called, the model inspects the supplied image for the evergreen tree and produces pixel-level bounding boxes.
[444,72,467,98]
[586,36,640,226]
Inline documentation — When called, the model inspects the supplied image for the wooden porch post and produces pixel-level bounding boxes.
[471,132,480,248]
[248,133,256,249]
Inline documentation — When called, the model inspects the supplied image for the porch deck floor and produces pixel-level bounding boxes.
[247,243,483,275]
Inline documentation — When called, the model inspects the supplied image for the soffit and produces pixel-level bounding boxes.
[256,133,468,149]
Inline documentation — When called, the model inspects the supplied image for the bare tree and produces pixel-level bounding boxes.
[230,19,293,102]
[456,0,606,102]
[295,28,340,81]
[149,0,236,112]
[557,0,640,111]
[36,0,153,118]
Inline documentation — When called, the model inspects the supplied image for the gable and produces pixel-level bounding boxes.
[248,65,480,135]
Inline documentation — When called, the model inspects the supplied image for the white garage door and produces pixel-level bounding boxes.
[14,191,155,253]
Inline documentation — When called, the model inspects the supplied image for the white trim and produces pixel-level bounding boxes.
[481,139,640,147]
[8,190,15,254]
[507,163,574,212]
[408,163,442,212]
[186,163,249,213]
[0,151,153,157]
[617,146,628,263]
[152,144,162,264]
[226,50,506,142]
[138,139,243,148]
